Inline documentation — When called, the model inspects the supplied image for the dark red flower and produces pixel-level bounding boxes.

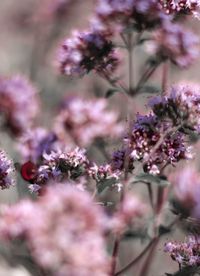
[21,161,37,182]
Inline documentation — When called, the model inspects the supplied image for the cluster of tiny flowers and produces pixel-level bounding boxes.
[112,113,190,175]
[0,75,39,136]
[164,236,200,267]
[170,166,200,218]
[54,97,124,147]
[88,163,121,182]
[26,147,90,192]
[149,83,200,133]
[95,0,169,31]
[0,150,15,190]
[159,0,200,16]
[149,22,199,68]
[58,29,119,77]
[0,185,111,276]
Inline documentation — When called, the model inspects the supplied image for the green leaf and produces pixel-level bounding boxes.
[136,85,160,94]
[133,173,170,187]
[105,89,120,98]
[97,178,117,193]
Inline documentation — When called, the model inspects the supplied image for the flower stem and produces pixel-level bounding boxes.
[162,60,169,95]
[127,33,134,95]
[115,238,157,276]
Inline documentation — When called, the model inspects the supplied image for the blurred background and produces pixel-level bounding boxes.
[0,1,200,275]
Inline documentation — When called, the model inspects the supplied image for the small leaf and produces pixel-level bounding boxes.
[133,173,170,187]
[97,178,117,193]
[137,85,160,94]
[122,229,148,240]
[159,225,171,236]
[105,89,120,98]
[169,266,200,276]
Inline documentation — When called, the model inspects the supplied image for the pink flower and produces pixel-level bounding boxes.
[57,29,120,77]
[159,0,200,17]
[0,75,40,136]
[0,185,111,275]
[54,97,124,147]
[0,150,15,190]
[95,0,170,32]
[170,166,200,218]
[149,22,199,68]
[164,236,200,267]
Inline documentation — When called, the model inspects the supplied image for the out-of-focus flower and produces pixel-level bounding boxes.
[57,29,120,77]
[170,166,200,218]
[0,76,40,136]
[112,113,190,175]
[0,150,15,190]
[95,0,170,32]
[110,193,147,233]
[38,0,73,21]
[149,83,200,133]
[54,97,124,147]
[0,185,111,275]
[148,22,199,68]
[164,236,200,267]
[17,127,60,163]
[159,0,200,17]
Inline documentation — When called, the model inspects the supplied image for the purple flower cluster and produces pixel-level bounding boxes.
[95,0,169,31]
[26,147,89,192]
[58,30,119,77]
[112,113,190,175]
[149,22,199,68]
[0,75,40,136]
[54,96,124,147]
[0,185,111,276]
[159,0,200,16]
[164,236,200,267]
[0,150,15,190]
[88,163,121,190]
[149,83,200,132]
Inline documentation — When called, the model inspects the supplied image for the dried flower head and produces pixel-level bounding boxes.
[0,185,111,275]
[54,97,124,147]
[0,75,40,136]
[58,29,120,77]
